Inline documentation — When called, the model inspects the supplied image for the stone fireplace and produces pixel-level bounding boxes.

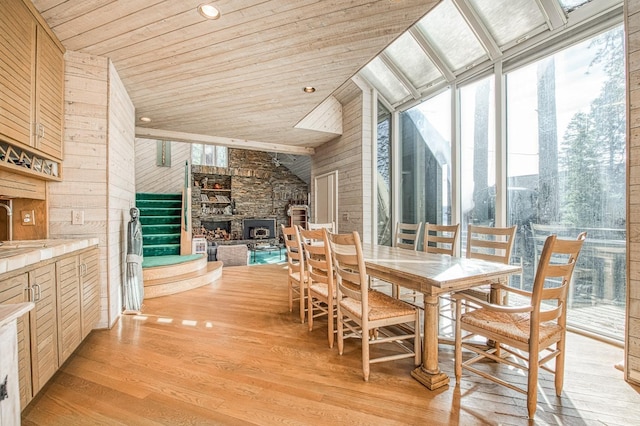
[243,218,276,240]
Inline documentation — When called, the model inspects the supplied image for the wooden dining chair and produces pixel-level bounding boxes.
[281,224,307,323]
[423,223,460,256]
[453,232,587,419]
[299,227,336,348]
[461,225,518,305]
[423,223,461,323]
[307,221,335,233]
[384,221,423,299]
[394,222,423,250]
[328,231,420,381]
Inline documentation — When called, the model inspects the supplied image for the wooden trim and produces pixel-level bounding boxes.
[135,127,315,156]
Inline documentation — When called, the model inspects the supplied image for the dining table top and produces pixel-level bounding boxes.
[360,242,522,296]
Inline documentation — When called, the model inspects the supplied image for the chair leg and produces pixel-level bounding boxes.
[555,341,566,396]
[307,292,314,332]
[337,307,344,355]
[454,299,462,384]
[328,301,335,349]
[288,278,293,312]
[362,328,370,382]
[527,350,540,419]
[299,284,305,323]
[413,311,421,365]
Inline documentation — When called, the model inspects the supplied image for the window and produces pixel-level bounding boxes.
[192,144,228,167]
[377,102,392,246]
[399,90,452,230]
[506,26,626,339]
[460,76,496,253]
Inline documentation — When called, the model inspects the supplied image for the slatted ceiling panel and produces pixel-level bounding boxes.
[31,0,437,148]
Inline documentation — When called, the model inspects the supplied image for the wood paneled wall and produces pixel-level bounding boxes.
[312,79,373,242]
[135,138,191,194]
[49,50,109,328]
[49,50,135,330]
[107,60,136,327]
[626,0,640,385]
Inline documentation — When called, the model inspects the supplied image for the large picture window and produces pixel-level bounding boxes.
[506,26,626,339]
[399,90,452,233]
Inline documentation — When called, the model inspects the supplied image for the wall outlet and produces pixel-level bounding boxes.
[21,210,35,226]
[72,210,84,225]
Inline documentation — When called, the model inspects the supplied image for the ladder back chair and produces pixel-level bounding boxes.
[386,222,423,299]
[281,224,307,323]
[423,223,461,327]
[329,231,420,381]
[299,227,336,348]
[453,232,587,419]
[462,225,518,304]
[394,222,423,250]
[307,221,336,233]
[423,223,460,256]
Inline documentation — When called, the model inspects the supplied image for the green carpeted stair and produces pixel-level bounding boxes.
[136,193,182,257]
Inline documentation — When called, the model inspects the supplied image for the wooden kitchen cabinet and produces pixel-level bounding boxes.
[27,263,58,396]
[56,255,81,365]
[0,274,32,410]
[0,0,64,161]
[79,248,100,339]
[0,244,99,411]
[56,247,99,363]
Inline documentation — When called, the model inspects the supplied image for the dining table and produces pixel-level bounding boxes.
[361,243,522,390]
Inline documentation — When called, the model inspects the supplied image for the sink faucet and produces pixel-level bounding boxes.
[0,201,12,242]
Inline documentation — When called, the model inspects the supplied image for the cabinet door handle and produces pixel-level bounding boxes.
[25,286,34,301]
[33,283,41,301]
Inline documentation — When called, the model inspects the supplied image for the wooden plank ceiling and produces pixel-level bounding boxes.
[31,0,438,153]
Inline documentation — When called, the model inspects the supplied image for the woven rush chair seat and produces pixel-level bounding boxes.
[340,289,417,321]
[460,308,563,344]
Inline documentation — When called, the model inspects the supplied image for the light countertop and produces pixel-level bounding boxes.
[0,238,99,275]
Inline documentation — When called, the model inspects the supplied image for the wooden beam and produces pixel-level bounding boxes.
[134,127,315,155]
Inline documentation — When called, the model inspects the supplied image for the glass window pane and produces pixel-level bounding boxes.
[416,0,487,72]
[469,0,546,46]
[385,33,443,89]
[460,76,496,254]
[377,102,392,246]
[191,143,228,167]
[400,90,452,233]
[558,0,590,13]
[506,26,626,340]
[360,58,410,104]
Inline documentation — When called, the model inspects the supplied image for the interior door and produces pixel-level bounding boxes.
[314,171,338,229]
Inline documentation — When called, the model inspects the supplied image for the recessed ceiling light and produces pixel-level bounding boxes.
[303,86,316,93]
[198,3,221,20]
[139,117,152,122]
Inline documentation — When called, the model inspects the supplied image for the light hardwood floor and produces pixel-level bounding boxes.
[22,264,640,425]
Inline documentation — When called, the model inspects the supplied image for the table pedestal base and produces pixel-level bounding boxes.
[411,366,449,390]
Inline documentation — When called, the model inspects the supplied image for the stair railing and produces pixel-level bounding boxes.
[180,160,193,255]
